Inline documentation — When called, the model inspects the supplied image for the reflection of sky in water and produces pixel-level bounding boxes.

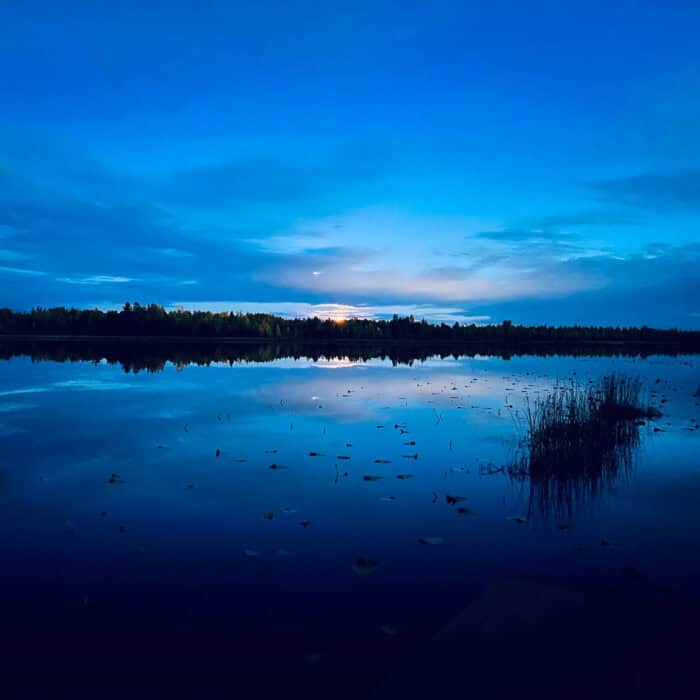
[0,353,699,693]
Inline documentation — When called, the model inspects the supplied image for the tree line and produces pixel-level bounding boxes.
[1,303,699,347]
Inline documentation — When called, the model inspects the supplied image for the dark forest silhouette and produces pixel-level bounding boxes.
[2,303,700,349]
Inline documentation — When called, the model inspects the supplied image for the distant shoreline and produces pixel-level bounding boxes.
[2,306,700,355]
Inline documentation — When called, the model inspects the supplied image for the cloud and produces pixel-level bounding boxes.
[470,242,700,328]
[57,275,136,285]
[160,144,394,211]
[154,248,193,258]
[0,224,23,239]
[533,211,643,229]
[590,170,700,210]
[0,248,32,262]
[473,229,578,242]
[256,251,605,304]
[1,128,698,328]
[0,264,46,277]
[168,300,490,324]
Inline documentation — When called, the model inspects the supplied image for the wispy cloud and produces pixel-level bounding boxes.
[0,264,46,276]
[57,275,136,285]
[0,248,32,262]
[590,170,700,210]
[154,248,193,258]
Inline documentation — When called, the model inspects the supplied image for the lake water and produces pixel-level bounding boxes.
[1,347,699,697]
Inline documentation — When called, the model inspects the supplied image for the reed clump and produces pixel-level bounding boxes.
[508,375,659,518]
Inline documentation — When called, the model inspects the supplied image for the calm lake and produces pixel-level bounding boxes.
[1,345,699,697]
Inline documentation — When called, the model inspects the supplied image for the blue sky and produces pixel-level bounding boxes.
[1,1,699,326]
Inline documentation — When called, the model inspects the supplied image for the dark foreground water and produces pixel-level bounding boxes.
[1,345,699,698]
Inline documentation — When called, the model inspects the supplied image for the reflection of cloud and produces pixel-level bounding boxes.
[52,379,135,391]
[0,402,37,413]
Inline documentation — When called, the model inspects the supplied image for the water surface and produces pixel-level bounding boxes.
[1,347,699,696]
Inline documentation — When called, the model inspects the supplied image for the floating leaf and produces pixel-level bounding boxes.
[353,557,380,575]
[336,455,351,460]
[374,459,391,464]
[215,449,221,457]
[107,473,125,485]
[457,507,477,515]
[445,494,466,505]
[243,548,259,558]
[508,516,527,524]
[304,651,322,666]
[309,451,324,457]
[363,475,384,481]
[269,463,288,470]
[620,565,642,579]
[263,511,275,520]
[418,537,444,545]
[299,519,311,528]
[396,474,414,480]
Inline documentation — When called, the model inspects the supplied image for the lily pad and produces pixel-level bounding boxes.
[418,537,444,545]
[445,494,466,505]
[353,557,380,575]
